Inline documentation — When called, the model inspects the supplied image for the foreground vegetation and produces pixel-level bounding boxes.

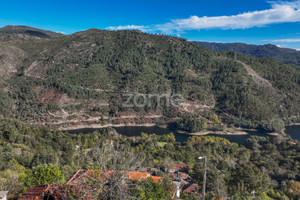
[0,118,299,199]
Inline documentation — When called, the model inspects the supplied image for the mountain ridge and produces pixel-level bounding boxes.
[0,25,64,39]
[197,41,300,66]
[0,27,299,133]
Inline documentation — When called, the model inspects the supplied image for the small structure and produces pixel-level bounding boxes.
[19,170,170,199]
[207,121,214,127]
[173,181,181,198]
[0,191,8,200]
[67,170,163,185]
[18,185,52,200]
[182,183,199,196]
[178,172,191,180]
[172,164,190,173]
[18,184,82,200]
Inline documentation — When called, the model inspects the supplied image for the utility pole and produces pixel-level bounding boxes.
[198,156,207,200]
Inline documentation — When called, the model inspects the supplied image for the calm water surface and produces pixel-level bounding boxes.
[66,126,277,145]
[285,125,300,141]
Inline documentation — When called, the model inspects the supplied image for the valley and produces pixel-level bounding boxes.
[0,26,299,136]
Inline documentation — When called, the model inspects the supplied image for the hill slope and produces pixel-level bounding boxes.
[197,42,300,66]
[0,28,299,132]
[0,25,64,39]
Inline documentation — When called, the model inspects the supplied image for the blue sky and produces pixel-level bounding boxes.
[1,0,300,50]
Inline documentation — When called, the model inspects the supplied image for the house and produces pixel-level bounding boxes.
[168,170,198,198]
[0,191,8,200]
[67,169,163,185]
[168,172,192,184]
[172,164,190,173]
[178,172,191,180]
[18,184,84,200]
[19,170,163,200]
[182,183,199,195]
[173,181,181,198]
[207,121,214,127]
[18,185,56,200]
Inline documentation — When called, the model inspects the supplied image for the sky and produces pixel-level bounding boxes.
[1,0,300,50]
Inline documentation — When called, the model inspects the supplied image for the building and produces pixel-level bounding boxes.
[67,169,162,185]
[207,121,214,127]
[18,184,83,200]
[182,183,199,196]
[18,185,59,200]
[172,164,190,173]
[0,191,8,200]
[173,181,181,198]
[19,170,163,200]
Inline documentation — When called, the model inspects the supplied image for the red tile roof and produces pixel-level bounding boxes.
[182,183,199,195]
[149,176,163,183]
[66,169,86,185]
[18,185,48,200]
[173,164,189,171]
[178,172,191,180]
[67,170,162,185]
[19,184,90,200]
[126,171,150,181]
[19,170,163,200]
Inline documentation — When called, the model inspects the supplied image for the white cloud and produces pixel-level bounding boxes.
[106,1,300,34]
[155,1,300,33]
[105,25,149,32]
[271,38,300,43]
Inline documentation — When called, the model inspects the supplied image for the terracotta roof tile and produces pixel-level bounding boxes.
[182,183,199,195]
[178,172,191,180]
[68,170,162,185]
[173,164,190,171]
[18,185,49,200]
[20,170,163,200]
[126,171,150,181]
[149,176,163,183]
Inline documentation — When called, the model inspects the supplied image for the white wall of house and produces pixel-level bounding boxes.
[176,186,180,198]
[173,182,181,198]
[0,191,8,200]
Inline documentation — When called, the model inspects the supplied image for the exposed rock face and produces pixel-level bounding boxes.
[237,60,276,93]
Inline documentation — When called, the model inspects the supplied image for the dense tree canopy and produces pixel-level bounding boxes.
[0,118,299,199]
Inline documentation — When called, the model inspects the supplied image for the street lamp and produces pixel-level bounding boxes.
[198,156,207,200]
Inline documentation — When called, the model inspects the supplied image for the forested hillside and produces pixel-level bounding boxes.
[0,26,300,133]
[0,118,299,199]
[198,42,300,66]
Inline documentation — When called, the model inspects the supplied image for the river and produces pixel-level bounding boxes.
[285,125,300,141]
[65,125,300,145]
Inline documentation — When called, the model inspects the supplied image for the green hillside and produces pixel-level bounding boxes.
[0,28,300,133]
[198,41,300,66]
